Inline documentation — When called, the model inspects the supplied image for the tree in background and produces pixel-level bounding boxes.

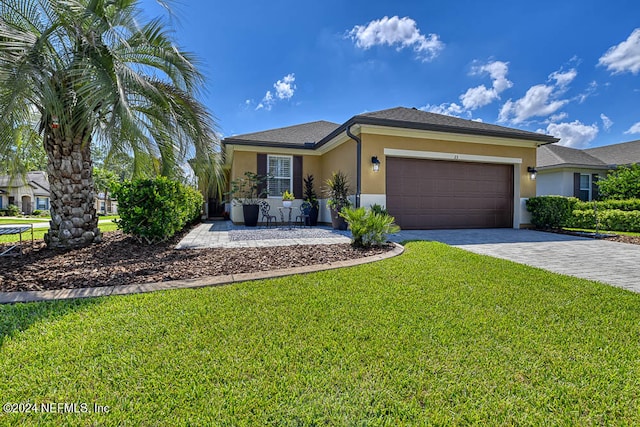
[0,0,223,248]
[597,164,640,199]
[93,167,118,214]
[0,125,47,176]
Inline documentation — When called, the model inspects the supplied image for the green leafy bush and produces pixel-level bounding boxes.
[573,198,640,212]
[369,203,389,216]
[6,204,20,216]
[568,209,640,232]
[112,177,203,244]
[32,210,41,216]
[340,207,400,247]
[596,164,640,199]
[526,196,577,229]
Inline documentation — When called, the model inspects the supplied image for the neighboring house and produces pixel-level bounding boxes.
[223,107,558,229]
[0,171,50,214]
[96,192,118,215]
[537,139,640,201]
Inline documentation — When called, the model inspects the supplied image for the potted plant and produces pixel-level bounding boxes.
[325,171,352,230]
[282,190,295,207]
[227,171,267,226]
[303,174,319,226]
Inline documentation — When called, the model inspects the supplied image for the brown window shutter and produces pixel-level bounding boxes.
[573,173,580,198]
[293,156,303,198]
[257,154,267,198]
[592,174,599,200]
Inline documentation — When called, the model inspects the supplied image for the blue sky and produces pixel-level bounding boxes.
[140,0,639,148]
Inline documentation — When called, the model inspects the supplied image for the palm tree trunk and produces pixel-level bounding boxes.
[44,133,101,248]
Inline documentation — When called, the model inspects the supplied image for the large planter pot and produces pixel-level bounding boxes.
[242,204,259,227]
[330,207,348,230]
[307,205,319,226]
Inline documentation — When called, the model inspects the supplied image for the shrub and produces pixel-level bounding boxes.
[526,196,577,229]
[369,203,389,216]
[568,209,640,232]
[596,164,640,199]
[573,198,640,212]
[340,207,400,247]
[32,210,41,216]
[6,204,20,216]
[112,177,203,244]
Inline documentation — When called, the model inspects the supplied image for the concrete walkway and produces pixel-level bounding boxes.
[176,221,351,249]
[390,229,640,293]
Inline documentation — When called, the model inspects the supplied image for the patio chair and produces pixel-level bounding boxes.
[258,200,277,227]
[294,201,312,227]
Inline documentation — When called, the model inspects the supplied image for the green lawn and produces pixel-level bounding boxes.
[0,218,49,224]
[0,222,118,244]
[0,241,639,425]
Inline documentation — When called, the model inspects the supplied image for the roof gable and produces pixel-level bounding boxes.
[537,145,608,169]
[224,121,340,147]
[585,139,640,165]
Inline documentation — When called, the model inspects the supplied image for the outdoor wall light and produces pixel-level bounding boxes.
[527,166,538,180]
[371,156,381,172]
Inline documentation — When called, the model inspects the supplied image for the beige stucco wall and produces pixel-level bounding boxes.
[319,139,357,194]
[360,132,537,198]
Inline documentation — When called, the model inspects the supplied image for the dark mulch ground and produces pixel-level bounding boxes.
[0,230,391,292]
[545,229,640,245]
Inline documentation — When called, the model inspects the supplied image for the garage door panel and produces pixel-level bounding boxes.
[387,157,514,229]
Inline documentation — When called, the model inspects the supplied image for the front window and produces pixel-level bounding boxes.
[36,197,49,210]
[267,155,292,197]
[579,174,591,201]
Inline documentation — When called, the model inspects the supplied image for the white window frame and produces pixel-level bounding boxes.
[266,155,293,198]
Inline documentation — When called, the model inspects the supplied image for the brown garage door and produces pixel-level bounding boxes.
[386,157,513,229]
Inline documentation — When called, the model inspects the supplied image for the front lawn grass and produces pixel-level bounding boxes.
[0,218,49,224]
[0,222,118,244]
[1,241,639,425]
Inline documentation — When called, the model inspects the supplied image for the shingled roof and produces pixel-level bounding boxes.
[223,106,558,148]
[223,121,340,148]
[585,139,640,165]
[537,145,609,169]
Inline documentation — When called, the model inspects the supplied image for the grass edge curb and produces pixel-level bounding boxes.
[0,243,405,304]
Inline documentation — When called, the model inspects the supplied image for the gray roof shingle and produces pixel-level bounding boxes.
[224,121,340,147]
[537,145,609,169]
[355,107,557,142]
[585,139,640,165]
[223,106,558,148]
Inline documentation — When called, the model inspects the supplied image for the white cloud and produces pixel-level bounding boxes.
[256,74,296,111]
[549,112,569,122]
[598,28,640,75]
[549,68,577,87]
[459,60,513,110]
[624,121,640,134]
[419,102,464,117]
[600,113,613,131]
[274,73,296,100]
[539,120,599,148]
[348,16,444,62]
[499,84,568,123]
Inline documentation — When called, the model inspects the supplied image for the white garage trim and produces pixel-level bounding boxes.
[383,148,522,165]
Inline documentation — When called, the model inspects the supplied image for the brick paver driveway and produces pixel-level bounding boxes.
[391,229,640,293]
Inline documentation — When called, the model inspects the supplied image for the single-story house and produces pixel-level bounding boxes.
[536,139,640,201]
[0,171,50,214]
[0,171,117,215]
[223,107,558,229]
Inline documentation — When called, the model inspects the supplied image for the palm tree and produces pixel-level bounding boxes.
[0,0,222,248]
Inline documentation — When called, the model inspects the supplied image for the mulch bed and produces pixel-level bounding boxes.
[544,228,640,245]
[0,230,392,293]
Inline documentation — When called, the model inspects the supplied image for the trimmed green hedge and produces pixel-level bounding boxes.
[568,209,640,232]
[573,198,640,211]
[526,196,578,229]
[112,177,203,244]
